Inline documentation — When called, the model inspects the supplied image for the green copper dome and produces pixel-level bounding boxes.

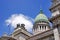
[35,10,49,23]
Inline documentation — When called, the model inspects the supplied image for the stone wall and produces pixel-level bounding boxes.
[37,34,54,40]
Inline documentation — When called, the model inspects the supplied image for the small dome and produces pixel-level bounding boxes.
[35,10,49,23]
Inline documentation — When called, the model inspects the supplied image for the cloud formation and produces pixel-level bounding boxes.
[5,14,34,32]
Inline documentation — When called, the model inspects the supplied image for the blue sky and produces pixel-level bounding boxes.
[0,0,52,36]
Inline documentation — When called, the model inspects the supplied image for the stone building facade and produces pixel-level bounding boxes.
[0,0,60,40]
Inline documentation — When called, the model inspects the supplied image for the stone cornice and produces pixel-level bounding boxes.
[27,29,53,40]
[49,14,60,23]
[50,2,60,11]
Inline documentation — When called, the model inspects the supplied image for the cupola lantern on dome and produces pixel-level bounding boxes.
[39,9,43,14]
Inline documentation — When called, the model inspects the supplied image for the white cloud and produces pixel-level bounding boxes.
[5,14,34,32]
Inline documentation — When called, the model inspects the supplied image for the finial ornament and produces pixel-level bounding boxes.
[15,23,26,30]
[15,23,20,29]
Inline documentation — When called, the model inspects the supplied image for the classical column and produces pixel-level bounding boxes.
[53,27,60,40]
